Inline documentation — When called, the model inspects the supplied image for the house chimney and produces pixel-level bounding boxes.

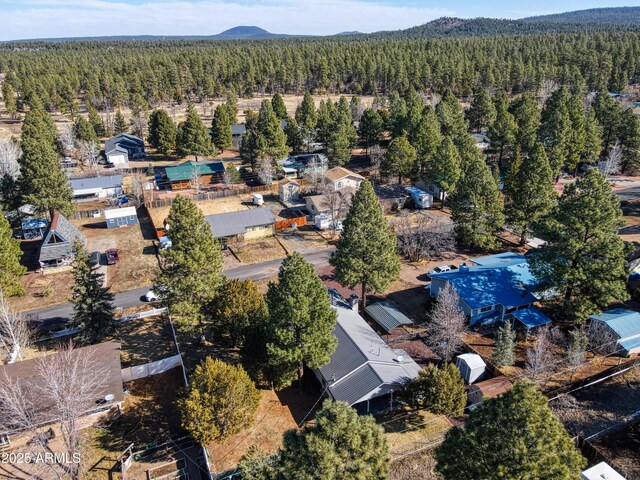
[460,264,469,273]
[348,294,359,311]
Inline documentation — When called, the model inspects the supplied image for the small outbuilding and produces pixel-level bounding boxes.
[510,306,552,335]
[589,308,640,357]
[104,206,138,228]
[365,300,414,333]
[69,175,123,201]
[467,376,513,406]
[456,353,486,384]
[279,179,301,203]
[581,462,626,480]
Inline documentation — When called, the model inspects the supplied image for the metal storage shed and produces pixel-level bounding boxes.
[589,308,640,357]
[104,206,138,228]
[511,307,552,334]
[456,353,486,384]
[581,462,626,480]
[365,300,414,333]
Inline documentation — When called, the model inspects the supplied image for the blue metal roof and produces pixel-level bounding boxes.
[431,257,538,310]
[590,308,640,353]
[511,307,551,329]
[471,252,528,267]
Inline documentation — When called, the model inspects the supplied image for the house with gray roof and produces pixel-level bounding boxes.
[315,290,422,414]
[38,212,86,268]
[69,175,123,200]
[105,133,145,166]
[204,208,276,240]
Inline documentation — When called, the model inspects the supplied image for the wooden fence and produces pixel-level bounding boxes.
[275,215,307,230]
[146,183,280,209]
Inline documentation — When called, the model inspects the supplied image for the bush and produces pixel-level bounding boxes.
[401,363,466,415]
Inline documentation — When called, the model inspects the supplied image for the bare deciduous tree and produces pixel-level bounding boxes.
[130,171,146,204]
[395,212,455,263]
[588,320,619,355]
[190,161,203,194]
[303,156,325,194]
[369,144,385,171]
[537,79,559,105]
[0,342,108,480]
[525,329,554,381]
[320,181,352,233]
[425,283,466,361]
[257,158,274,185]
[0,139,21,179]
[599,140,622,179]
[0,290,33,363]
[59,124,76,157]
[76,140,101,177]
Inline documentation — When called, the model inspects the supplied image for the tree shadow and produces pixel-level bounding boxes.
[137,207,160,241]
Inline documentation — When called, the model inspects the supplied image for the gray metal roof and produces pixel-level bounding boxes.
[205,208,276,238]
[38,212,87,263]
[316,290,421,406]
[231,124,247,135]
[105,133,144,154]
[69,175,123,192]
[365,300,414,333]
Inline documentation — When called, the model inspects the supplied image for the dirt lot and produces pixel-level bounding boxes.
[234,236,288,264]
[279,226,332,254]
[107,316,176,367]
[593,421,640,480]
[207,387,320,474]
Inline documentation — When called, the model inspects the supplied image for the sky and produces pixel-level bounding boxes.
[0,0,636,41]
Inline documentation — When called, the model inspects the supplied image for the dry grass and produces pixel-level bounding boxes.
[380,409,452,460]
[9,269,74,312]
[390,449,440,480]
[234,237,287,264]
[107,316,176,367]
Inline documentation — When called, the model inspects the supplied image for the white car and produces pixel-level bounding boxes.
[428,265,452,276]
[144,290,159,302]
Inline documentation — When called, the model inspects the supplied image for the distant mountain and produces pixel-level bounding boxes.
[523,6,640,24]
[335,31,362,36]
[211,26,287,40]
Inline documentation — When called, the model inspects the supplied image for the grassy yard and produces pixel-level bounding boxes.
[108,315,177,368]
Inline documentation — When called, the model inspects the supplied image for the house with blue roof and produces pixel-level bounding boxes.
[429,253,551,329]
[589,308,640,357]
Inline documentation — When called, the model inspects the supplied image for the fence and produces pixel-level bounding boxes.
[74,209,102,220]
[274,215,307,230]
[146,184,280,209]
[121,354,182,382]
[118,307,167,324]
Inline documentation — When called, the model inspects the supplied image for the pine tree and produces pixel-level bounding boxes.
[326,122,353,167]
[530,168,628,322]
[467,88,496,132]
[295,92,317,149]
[265,252,337,389]
[593,90,623,154]
[449,152,504,250]
[179,357,260,445]
[256,100,288,160]
[388,91,408,138]
[618,108,640,174]
[277,399,390,480]
[381,135,417,183]
[74,116,98,143]
[358,108,384,155]
[284,115,303,153]
[2,82,18,119]
[148,109,177,155]
[176,103,214,161]
[564,94,588,174]
[210,278,267,347]
[436,89,468,147]
[538,86,571,177]
[402,363,466,415]
[0,209,25,296]
[154,196,223,324]
[71,241,115,344]
[211,104,232,153]
[509,93,541,153]
[436,382,586,480]
[19,99,73,219]
[488,94,517,166]
[225,91,239,124]
[271,93,288,119]
[114,110,128,134]
[414,105,442,173]
[87,106,105,138]
[504,143,556,244]
[240,110,260,170]
[492,321,516,366]
[331,181,401,307]
[428,137,461,209]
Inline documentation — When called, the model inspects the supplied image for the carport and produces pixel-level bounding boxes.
[365,300,414,333]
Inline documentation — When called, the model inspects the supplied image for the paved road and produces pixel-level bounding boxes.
[27,248,334,326]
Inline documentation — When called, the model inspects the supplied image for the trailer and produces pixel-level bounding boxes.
[404,186,433,209]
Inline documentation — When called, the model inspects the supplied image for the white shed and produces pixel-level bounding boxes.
[456,353,486,384]
[581,462,626,480]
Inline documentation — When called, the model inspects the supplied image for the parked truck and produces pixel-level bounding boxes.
[405,186,433,209]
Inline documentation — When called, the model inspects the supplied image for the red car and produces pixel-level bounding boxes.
[106,249,120,265]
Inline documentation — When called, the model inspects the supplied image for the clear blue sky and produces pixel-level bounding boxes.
[0,0,636,41]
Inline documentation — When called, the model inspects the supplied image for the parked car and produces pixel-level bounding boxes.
[144,290,159,302]
[105,248,120,265]
[89,251,101,266]
[428,265,455,276]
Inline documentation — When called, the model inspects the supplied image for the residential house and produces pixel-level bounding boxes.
[471,133,490,150]
[314,290,422,414]
[589,308,640,357]
[305,166,362,218]
[278,154,329,179]
[105,133,145,166]
[373,184,410,213]
[205,208,276,241]
[323,167,364,191]
[0,342,124,445]
[69,175,123,201]
[38,212,86,268]
[231,120,288,149]
[429,253,551,327]
[165,161,225,190]
[104,206,138,228]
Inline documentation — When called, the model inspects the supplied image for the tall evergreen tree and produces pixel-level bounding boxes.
[74,116,98,143]
[593,90,623,154]
[154,196,223,324]
[381,135,417,183]
[19,98,73,218]
[284,115,303,153]
[467,88,496,132]
[530,169,628,321]
[415,105,442,173]
[358,108,384,155]
[488,94,517,166]
[492,321,516,366]
[1,82,18,119]
[265,252,337,389]
[295,92,317,149]
[87,106,105,138]
[449,151,504,249]
[256,100,289,160]
[176,103,214,160]
[538,86,571,177]
[331,181,401,307]
[388,91,408,138]
[240,110,260,170]
[436,382,586,480]
[429,137,461,209]
[148,109,177,155]
[114,110,128,134]
[618,108,640,174]
[71,241,115,345]
[326,122,354,167]
[504,143,556,244]
[271,93,288,119]
[0,209,25,296]
[277,400,390,480]
[509,93,541,153]
[436,89,468,147]
[225,91,239,124]
[211,104,233,153]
